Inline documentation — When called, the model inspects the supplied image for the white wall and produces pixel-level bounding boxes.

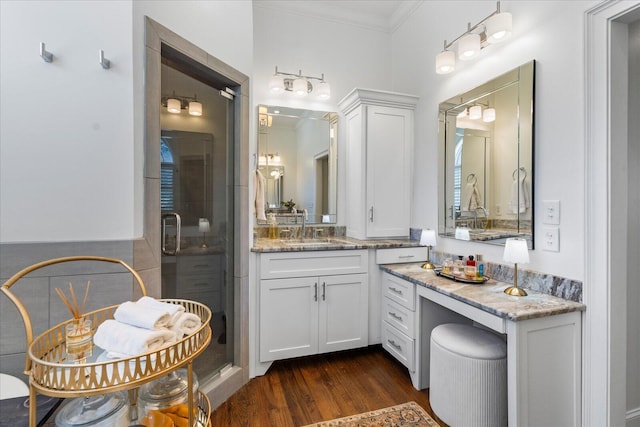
[0,1,134,242]
[0,1,253,243]
[391,0,599,281]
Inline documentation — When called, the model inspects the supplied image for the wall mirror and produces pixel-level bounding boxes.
[438,60,535,248]
[257,105,338,224]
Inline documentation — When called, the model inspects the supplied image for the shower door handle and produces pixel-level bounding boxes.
[162,212,182,255]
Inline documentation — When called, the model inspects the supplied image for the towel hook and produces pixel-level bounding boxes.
[512,167,527,180]
[466,173,477,184]
[40,42,53,63]
[99,49,111,69]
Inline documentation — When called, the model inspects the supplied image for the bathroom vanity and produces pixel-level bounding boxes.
[380,263,585,427]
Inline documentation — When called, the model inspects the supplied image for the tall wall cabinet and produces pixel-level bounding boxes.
[338,89,419,239]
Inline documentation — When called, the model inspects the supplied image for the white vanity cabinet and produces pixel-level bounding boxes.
[258,250,369,363]
[338,89,419,239]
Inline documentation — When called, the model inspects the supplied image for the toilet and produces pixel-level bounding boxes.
[0,373,30,399]
[429,323,508,427]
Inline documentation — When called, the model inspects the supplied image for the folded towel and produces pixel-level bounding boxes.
[94,319,177,356]
[136,296,185,327]
[170,312,202,337]
[114,301,170,330]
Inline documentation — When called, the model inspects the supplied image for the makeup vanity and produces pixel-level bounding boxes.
[380,263,584,427]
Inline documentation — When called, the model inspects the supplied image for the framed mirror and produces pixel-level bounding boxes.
[257,105,338,224]
[439,60,535,248]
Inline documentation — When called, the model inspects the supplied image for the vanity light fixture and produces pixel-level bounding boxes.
[162,93,204,116]
[269,66,331,99]
[435,1,512,74]
[503,237,529,296]
[420,229,437,270]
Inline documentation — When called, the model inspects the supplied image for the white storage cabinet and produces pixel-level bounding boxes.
[258,250,369,362]
[338,89,419,239]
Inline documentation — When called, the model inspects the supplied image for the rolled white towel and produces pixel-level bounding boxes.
[136,296,185,327]
[171,312,202,337]
[94,319,177,356]
[114,301,170,330]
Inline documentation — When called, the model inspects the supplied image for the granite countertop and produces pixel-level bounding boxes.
[251,236,421,252]
[380,262,586,322]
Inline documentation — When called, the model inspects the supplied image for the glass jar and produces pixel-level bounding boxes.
[55,392,129,427]
[137,369,199,421]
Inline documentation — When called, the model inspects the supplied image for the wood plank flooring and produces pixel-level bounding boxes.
[210,345,445,427]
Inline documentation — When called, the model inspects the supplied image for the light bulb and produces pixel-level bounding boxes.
[435,50,455,74]
[483,108,496,122]
[486,12,512,44]
[458,33,480,60]
[167,98,181,114]
[316,81,331,99]
[293,78,308,96]
[469,105,482,120]
[188,101,202,116]
[269,75,285,93]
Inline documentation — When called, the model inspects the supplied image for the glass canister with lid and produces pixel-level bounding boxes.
[55,391,130,427]
[137,368,199,423]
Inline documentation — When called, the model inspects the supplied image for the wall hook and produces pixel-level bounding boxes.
[99,49,110,69]
[40,42,53,63]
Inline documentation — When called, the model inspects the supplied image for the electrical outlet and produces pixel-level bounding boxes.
[543,200,560,225]
[543,227,560,252]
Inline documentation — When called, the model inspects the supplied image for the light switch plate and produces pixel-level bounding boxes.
[543,200,560,225]
[543,227,560,252]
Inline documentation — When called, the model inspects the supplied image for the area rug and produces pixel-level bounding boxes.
[301,401,441,426]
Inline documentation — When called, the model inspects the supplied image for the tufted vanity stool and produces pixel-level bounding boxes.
[429,323,507,427]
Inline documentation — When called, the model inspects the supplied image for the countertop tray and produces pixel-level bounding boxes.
[435,268,489,284]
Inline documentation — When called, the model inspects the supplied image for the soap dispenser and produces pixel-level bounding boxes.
[268,213,278,239]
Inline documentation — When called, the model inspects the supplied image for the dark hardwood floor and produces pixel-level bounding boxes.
[210,345,445,426]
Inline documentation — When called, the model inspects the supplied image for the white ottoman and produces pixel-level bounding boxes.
[429,323,507,427]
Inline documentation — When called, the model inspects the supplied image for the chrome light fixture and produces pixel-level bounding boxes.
[162,93,204,116]
[435,1,512,74]
[420,229,437,270]
[269,66,331,99]
[503,237,529,296]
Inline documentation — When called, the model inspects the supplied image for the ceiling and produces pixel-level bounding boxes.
[253,0,424,33]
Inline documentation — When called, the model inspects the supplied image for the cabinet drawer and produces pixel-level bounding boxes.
[382,297,415,338]
[376,247,426,265]
[260,250,368,279]
[382,322,414,370]
[382,272,415,310]
[179,274,222,294]
[177,255,220,275]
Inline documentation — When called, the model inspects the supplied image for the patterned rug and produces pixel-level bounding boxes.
[301,401,441,426]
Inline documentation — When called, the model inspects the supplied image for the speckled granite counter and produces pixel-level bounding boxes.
[251,236,421,252]
[380,262,585,322]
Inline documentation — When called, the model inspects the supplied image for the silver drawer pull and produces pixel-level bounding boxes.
[398,255,415,259]
[193,264,211,269]
[387,339,402,351]
[389,287,403,295]
[389,312,403,321]
[192,282,209,287]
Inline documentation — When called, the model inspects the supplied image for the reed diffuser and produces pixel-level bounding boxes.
[56,282,92,362]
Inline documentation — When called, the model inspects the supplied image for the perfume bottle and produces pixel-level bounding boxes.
[475,254,485,278]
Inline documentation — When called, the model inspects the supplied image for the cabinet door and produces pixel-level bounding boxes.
[318,273,369,353]
[366,106,412,238]
[259,277,319,362]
